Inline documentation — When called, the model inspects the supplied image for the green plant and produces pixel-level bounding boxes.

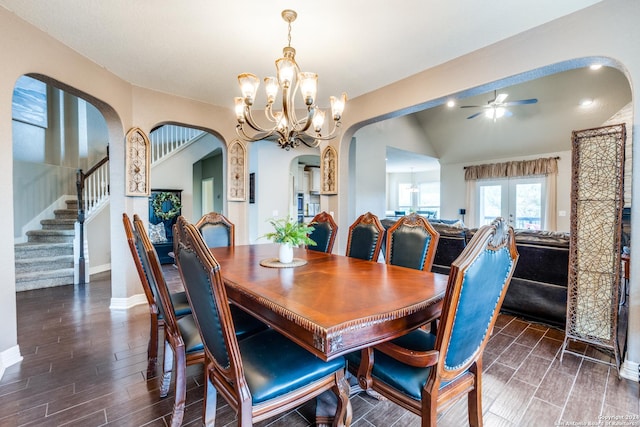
[263,217,316,246]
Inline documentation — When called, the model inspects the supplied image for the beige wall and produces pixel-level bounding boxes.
[1,0,640,381]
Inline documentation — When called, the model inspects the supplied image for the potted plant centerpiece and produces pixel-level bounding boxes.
[264,217,316,263]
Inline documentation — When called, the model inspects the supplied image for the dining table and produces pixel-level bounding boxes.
[209,243,449,362]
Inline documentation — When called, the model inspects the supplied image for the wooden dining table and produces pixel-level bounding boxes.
[209,243,449,361]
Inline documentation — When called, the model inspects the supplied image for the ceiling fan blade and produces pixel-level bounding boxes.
[466,111,483,119]
[460,105,483,108]
[495,93,508,104]
[504,98,538,106]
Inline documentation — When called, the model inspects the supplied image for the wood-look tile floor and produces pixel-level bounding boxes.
[1,269,638,426]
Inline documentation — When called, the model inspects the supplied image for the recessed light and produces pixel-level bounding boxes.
[589,64,602,70]
[446,100,455,108]
[580,98,594,107]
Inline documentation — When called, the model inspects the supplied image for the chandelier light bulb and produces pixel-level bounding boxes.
[312,109,325,132]
[264,77,279,104]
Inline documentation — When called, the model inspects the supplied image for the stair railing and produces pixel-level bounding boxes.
[150,124,204,164]
[75,147,110,285]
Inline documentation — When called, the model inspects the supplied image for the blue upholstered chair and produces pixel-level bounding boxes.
[307,211,338,253]
[353,217,519,427]
[127,214,204,427]
[127,214,266,427]
[173,219,352,426]
[123,213,192,380]
[385,213,440,271]
[195,211,234,248]
[345,212,385,262]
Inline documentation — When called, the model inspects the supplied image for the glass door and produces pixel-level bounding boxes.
[477,176,545,229]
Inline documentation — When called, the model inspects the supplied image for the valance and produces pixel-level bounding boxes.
[464,157,558,181]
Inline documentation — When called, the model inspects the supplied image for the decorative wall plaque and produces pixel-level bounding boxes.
[228,140,246,201]
[321,145,338,195]
[561,124,626,373]
[125,127,151,196]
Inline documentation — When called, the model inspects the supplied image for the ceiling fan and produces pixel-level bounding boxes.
[461,90,538,121]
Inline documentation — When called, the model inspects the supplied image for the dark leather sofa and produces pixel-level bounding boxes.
[381,219,570,328]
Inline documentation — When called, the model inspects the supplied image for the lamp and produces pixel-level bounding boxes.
[234,10,347,151]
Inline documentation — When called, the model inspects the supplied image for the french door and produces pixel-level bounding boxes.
[476,176,545,229]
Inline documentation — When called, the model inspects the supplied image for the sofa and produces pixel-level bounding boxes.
[381,218,570,328]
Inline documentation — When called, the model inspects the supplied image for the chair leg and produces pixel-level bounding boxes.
[147,313,159,379]
[203,372,218,427]
[169,345,187,427]
[160,340,173,398]
[330,370,352,427]
[468,360,483,427]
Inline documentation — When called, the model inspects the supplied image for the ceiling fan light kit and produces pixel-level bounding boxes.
[461,90,538,121]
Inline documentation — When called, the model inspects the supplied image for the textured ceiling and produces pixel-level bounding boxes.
[0,0,602,106]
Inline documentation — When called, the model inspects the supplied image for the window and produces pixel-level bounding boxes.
[398,183,414,209]
[476,176,545,229]
[397,181,440,217]
[418,182,440,218]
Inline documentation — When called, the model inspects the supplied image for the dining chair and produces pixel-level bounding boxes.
[127,213,204,427]
[307,211,338,253]
[195,211,235,248]
[385,213,440,271]
[131,214,267,427]
[173,219,352,426]
[345,212,385,261]
[354,217,519,427]
[122,213,192,380]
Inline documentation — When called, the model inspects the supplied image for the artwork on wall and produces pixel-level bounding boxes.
[321,145,338,195]
[562,123,626,373]
[12,75,48,128]
[228,140,246,201]
[125,127,151,196]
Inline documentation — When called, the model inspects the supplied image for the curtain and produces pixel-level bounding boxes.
[464,157,558,180]
[464,157,559,231]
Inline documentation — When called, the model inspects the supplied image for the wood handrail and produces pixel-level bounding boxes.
[75,146,109,285]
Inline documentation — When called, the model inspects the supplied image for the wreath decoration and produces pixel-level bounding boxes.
[152,192,182,221]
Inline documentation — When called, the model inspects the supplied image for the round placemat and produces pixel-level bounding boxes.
[260,258,308,268]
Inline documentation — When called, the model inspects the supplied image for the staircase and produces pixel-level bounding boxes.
[15,200,76,291]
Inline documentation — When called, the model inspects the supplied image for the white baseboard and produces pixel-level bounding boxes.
[0,345,23,380]
[109,293,147,310]
[621,359,639,382]
[89,263,111,276]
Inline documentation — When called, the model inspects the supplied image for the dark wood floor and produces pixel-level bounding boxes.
[0,269,638,426]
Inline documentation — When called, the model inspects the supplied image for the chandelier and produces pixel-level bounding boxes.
[234,9,347,150]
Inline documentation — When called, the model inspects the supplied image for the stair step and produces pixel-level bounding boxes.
[15,243,73,259]
[54,209,77,220]
[65,199,79,209]
[15,268,75,291]
[41,218,76,230]
[26,229,75,244]
[15,255,74,274]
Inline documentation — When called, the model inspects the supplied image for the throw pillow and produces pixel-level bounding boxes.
[149,222,168,244]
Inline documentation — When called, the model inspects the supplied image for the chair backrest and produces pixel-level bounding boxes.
[132,214,180,335]
[385,213,440,271]
[123,213,160,315]
[307,211,338,253]
[435,217,518,382]
[173,217,240,379]
[195,212,235,248]
[345,212,384,261]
